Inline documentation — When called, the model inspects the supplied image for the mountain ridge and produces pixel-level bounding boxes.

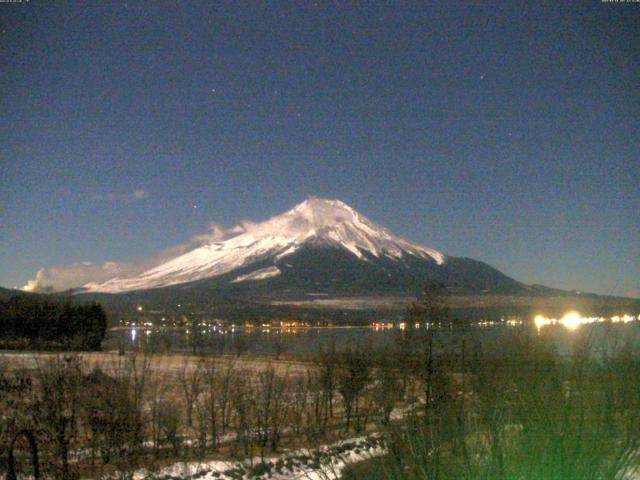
[4,246,634,324]
[82,198,447,294]
[57,198,635,315]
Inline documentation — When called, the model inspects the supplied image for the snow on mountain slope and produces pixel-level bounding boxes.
[83,198,445,293]
[231,266,282,283]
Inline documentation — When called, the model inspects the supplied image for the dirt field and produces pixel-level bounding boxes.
[0,350,315,378]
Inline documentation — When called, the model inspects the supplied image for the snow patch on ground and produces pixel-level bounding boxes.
[117,435,386,480]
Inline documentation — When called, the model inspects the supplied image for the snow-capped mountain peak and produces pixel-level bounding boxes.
[83,198,445,293]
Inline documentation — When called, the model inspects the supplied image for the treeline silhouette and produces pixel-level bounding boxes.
[0,296,107,350]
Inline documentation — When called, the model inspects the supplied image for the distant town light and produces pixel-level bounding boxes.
[534,315,550,330]
[560,311,582,330]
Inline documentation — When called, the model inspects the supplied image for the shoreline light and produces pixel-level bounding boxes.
[561,311,582,330]
[534,312,638,331]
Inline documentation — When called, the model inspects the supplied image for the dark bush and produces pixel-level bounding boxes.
[0,296,107,350]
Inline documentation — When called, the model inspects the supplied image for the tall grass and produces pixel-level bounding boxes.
[362,329,640,480]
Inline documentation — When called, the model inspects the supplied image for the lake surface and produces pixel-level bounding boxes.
[104,317,640,357]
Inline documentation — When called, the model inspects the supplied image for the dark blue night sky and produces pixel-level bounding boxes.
[1,1,638,296]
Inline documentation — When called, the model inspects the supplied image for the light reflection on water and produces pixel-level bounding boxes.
[105,313,640,357]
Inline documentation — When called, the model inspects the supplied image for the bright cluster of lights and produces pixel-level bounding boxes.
[534,312,638,331]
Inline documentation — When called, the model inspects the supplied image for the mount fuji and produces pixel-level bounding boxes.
[81,198,526,299]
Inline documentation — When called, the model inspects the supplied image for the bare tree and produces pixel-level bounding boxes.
[199,358,219,450]
[217,361,236,435]
[337,350,370,432]
[178,359,203,429]
[318,345,337,427]
[255,365,289,459]
[273,333,288,360]
[230,372,254,457]
[288,375,308,438]
[6,429,40,480]
[374,349,404,425]
[32,356,83,480]
[232,335,248,357]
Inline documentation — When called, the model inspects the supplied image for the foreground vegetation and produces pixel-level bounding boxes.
[1,288,639,479]
[3,331,640,479]
[345,333,640,480]
[1,346,408,479]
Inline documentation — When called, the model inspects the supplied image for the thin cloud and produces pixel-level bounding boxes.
[23,261,145,292]
[22,221,246,292]
[190,222,245,243]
